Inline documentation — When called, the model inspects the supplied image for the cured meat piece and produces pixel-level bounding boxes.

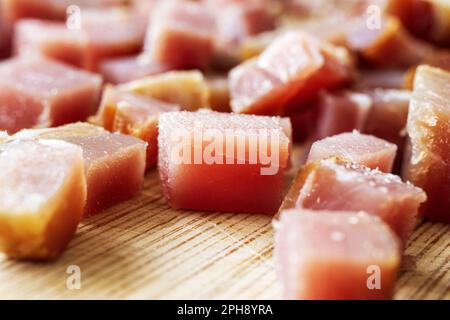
[14,8,145,72]
[80,8,145,71]
[313,91,371,142]
[1,0,130,26]
[274,209,401,300]
[281,158,426,244]
[346,16,434,68]
[404,65,450,223]
[14,19,85,67]
[307,131,397,173]
[92,86,179,169]
[14,123,146,216]
[229,32,354,115]
[362,89,410,172]
[209,0,276,47]
[0,139,86,260]
[353,69,407,90]
[118,71,209,111]
[0,57,102,133]
[99,55,171,84]
[238,16,355,62]
[143,1,214,69]
[158,110,291,214]
[206,75,231,113]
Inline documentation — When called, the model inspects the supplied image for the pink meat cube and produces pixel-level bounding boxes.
[281,158,426,244]
[1,0,129,25]
[363,89,410,172]
[14,10,145,72]
[14,123,147,216]
[274,209,401,300]
[92,86,180,169]
[404,65,450,223]
[144,1,214,69]
[313,91,372,141]
[0,138,86,260]
[0,57,102,133]
[346,15,434,68]
[229,32,354,115]
[99,55,172,84]
[209,0,276,46]
[14,19,85,67]
[80,8,145,71]
[307,131,397,173]
[158,110,292,214]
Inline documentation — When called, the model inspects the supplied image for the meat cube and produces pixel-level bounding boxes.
[158,111,291,214]
[99,55,171,84]
[143,1,214,69]
[1,0,66,24]
[229,32,354,115]
[209,0,276,47]
[13,8,145,72]
[92,87,180,169]
[346,16,434,68]
[313,91,371,142]
[307,131,397,173]
[206,75,231,113]
[0,57,102,133]
[274,209,401,300]
[0,139,86,260]
[14,123,146,216]
[363,89,410,172]
[118,71,209,111]
[80,8,145,71]
[404,65,450,223]
[281,158,426,244]
[14,19,85,67]
[1,0,130,26]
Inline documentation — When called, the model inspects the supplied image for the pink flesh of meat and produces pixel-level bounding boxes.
[307,131,397,173]
[0,57,102,133]
[363,89,410,172]
[14,19,85,67]
[13,123,146,216]
[0,139,86,259]
[404,65,450,223]
[282,158,426,244]
[80,9,145,71]
[99,55,172,84]
[210,0,276,47]
[313,91,372,142]
[158,111,291,214]
[144,1,214,69]
[94,87,180,169]
[1,0,131,37]
[229,32,354,115]
[274,209,401,300]
[346,15,434,68]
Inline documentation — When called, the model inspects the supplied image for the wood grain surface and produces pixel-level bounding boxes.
[0,148,448,300]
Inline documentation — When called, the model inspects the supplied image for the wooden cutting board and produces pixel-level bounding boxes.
[0,148,448,299]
